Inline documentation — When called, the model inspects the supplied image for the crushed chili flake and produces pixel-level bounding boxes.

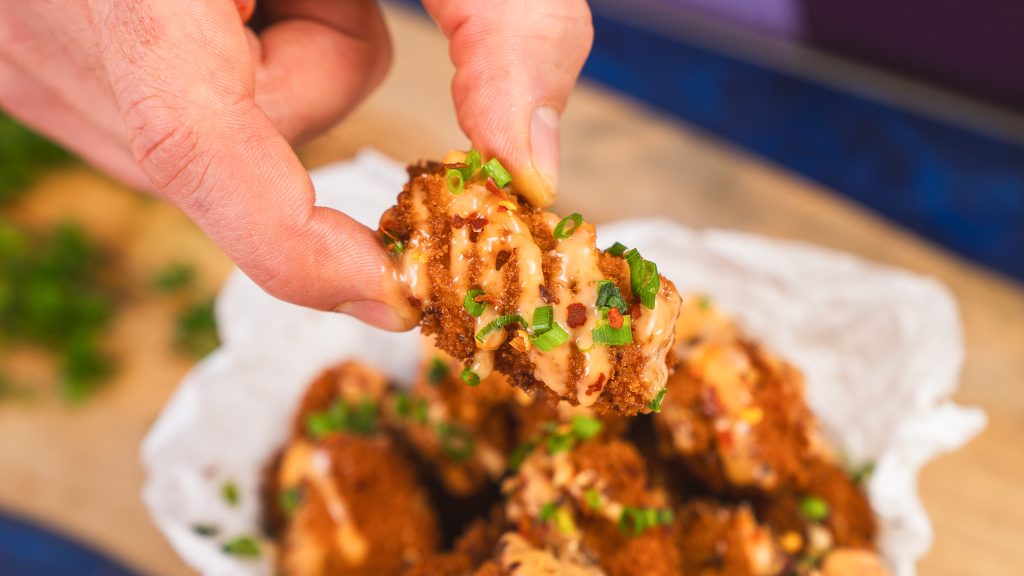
[700,387,724,419]
[469,213,488,232]
[716,428,734,450]
[566,303,587,328]
[451,214,466,229]
[486,178,508,198]
[497,200,517,212]
[496,250,511,271]
[586,373,606,395]
[607,307,624,329]
[538,284,556,304]
[509,330,532,354]
[473,294,498,304]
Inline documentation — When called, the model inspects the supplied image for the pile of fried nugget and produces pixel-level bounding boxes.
[260,295,888,576]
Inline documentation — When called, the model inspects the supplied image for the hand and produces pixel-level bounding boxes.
[0,0,592,329]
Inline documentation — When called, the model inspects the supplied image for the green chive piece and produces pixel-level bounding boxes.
[475,314,527,343]
[460,367,480,387]
[592,314,633,346]
[151,263,195,294]
[464,149,482,180]
[446,168,466,195]
[554,506,576,534]
[436,422,475,461]
[647,387,668,413]
[624,248,660,310]
[799,496,830,521]
[304,397,377,438]
[427,357,448,385]
[508,441,536,472]
[530,322,568,352]
[853,462,876,486]
[606,242,628,256]
[395,392,429,423]
[221,481,240,507]
[531,305,554,334]
[553,213,584,241]
[584,488,603,511]
[483,158,512,188]
[617,506,673,537]
[539,502,558,522]
[388,239,405,255]
[192,524,219,537]
[546,432,574,455]
[304,411,334,439]
[595,280,630,314]
[280,487,302,517]
[657,508,674,525]
[570,415,603,440]
[463,288,487,317]
[221,536,261,558]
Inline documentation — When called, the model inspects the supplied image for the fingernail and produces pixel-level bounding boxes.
[335,300,408,332]
[530,106,561,191]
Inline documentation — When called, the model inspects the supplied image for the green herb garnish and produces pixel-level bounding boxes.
[304,397,378,439]
[176,297,220,358]
[799,496,830,522]
[592,313,633,346]
[463,288,487,317]
[606,242,628,257]
[192,524,219,537]
[280,487,302,517]
[475,314,527,343]
[553,213,583,240]
[530,322,568,351]
[446,168,465,195]
[436,421,475,461]
[460,367,480,387]
[618,506,674,536]
[584,488,603,511]
[221,481,240,507]
[221,536,261,558]
[151,263,195,294]
[394,392,429,424]
[623,248,660,310]
[595,280,629,314]
[647,387,668,413]
[482,158,512,188]
[427,357,448,385]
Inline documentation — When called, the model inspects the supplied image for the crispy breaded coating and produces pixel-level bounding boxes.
[502,438,681,576]
[675,500,785,576]
[387,340,517,496]
[264,362,439,576]
[380,160,682,415]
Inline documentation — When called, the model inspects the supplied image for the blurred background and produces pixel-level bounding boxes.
[1,1,1021,574]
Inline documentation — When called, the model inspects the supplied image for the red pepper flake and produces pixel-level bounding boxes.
[486,178,508,199]
[716,428,734,450]
[496,250,511,271]
[451,214,466,229]
[566,303,587,328]
[473,294,498,304]
[468,213,489,242]
[538,284,558,304]
[700,387,723,419]
[607,307,624,329]
[586,373,606,395]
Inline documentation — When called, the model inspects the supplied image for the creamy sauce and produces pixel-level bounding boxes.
[393,172,680,409]
[278,441,370,570]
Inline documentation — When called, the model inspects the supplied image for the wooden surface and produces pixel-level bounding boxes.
[1,4,1022,575]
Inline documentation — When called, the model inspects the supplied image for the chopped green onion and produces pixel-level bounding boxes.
[192,524,219,537]
[554,507,576,534]
[151,263,195,294]
[280,487,302,517]
[388,239,405,255]
[221,481,240,507]
[427,357,448,385]
[475,314,527,342]
[304,411,334,439]
[618,506,673,537]
[222,536,261,558]
[592,314,633,346]
[595,280,629,314]
[624,249,660,310]
[446,168,465,195]
[539,502,558,522]
[460,367,480,387]
[553,213,584,240]
[531,305,554,334]
[304,397,377,438]
[436,422,475,461]
[464,149,482,180]
[570,415,603,440]
[853,462,876,486]
[584,488,603,511]
[799,496,830,521]
[546,431,574,454]
[530,322,568,352]
[482,158,512,188]
[463,288,487,317]
[393,392,429,424]
[647,387,668,413]
[606,242,628,256]
[508,441,536,472]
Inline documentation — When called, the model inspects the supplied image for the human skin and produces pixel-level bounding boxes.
[0,0,592,329]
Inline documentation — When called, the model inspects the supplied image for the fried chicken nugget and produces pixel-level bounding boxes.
[502,435,681,576]
[379,157,682,416]
[675,500,785,576]
[265,362,439,576]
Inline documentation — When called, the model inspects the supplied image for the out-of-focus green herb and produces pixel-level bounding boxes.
[175,297,220,358]
[0,221,116,403]
[192,524,219,537]
[0,114,74,204]
[151,262,196,294]
[221,480,240,507]
[221,535,261,558]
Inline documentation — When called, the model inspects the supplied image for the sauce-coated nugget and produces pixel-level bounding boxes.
[380,159,681,415]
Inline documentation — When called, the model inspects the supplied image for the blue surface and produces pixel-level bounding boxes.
[0,512,142,576]
[583,12,1024,281]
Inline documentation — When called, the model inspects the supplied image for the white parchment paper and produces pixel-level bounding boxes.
[141,150,985,576]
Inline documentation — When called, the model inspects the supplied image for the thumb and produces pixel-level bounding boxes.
[423,0,593,207]
[90,0,418,330]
